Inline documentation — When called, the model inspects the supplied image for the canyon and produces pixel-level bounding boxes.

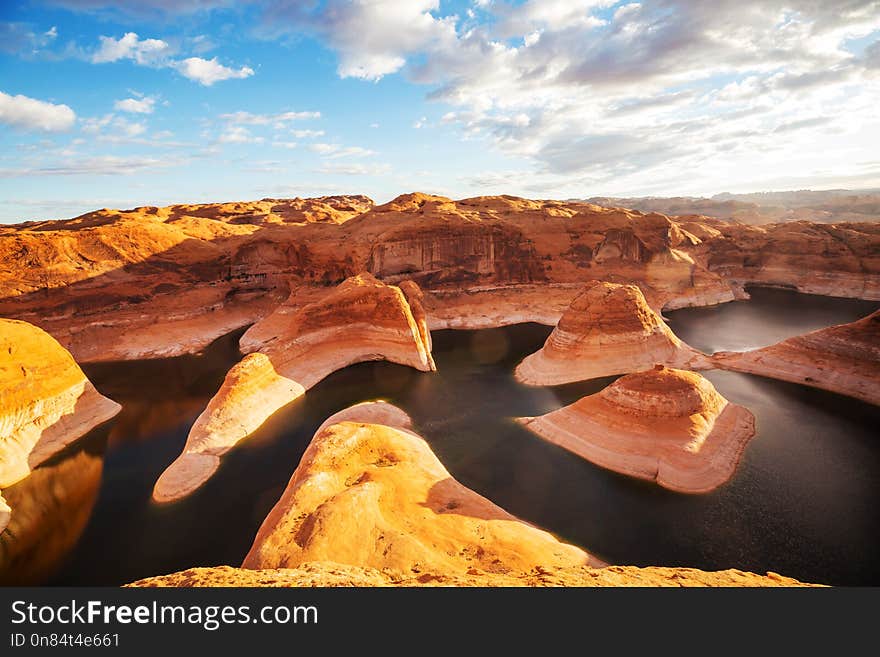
[0,192,878,587]
[153,274,435,502]
[132,401,807,587]
[2,193,877,367]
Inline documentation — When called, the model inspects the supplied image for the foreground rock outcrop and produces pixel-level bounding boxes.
[713,310,880,405]
[516,281,709,385]
[153,276,435,502]
[519,367,756,493]
[242,402,601,575]
[130,561,812,587]
[0,319,120,532]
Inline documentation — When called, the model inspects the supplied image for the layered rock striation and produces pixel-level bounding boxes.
[153,276,435,502]
[519,367,756,493]
[515,281,709,385]
[242,402,600,575]
[2,193,877,363]
[0,319,120,532]
[713,310,880,405]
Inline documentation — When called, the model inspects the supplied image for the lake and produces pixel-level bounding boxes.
[1,287,877,586]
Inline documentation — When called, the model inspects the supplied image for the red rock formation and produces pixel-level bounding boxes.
[516,281,709,385]
[698,221,880,299]
[0,193,876,364]
[0,319,120,531]
[243,402,601,575]
[713,310,880,405]
[153,275,435,502]
[519,367,756,493]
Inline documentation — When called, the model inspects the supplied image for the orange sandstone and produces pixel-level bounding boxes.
[242,403,601,575]
[153,275,435,503]
[129,561,812,587]
[0,319,120,531]
[515,280,709,385]
[519,367,756,493]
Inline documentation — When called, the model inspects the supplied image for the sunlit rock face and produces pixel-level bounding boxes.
[153,276,436,503]
[1,193,876,363]
[713,309,880,406]
[519,366,757,493]
[128,562,813,588]
[0,319,120,532]
[242,402,601,576]
[515,280,709,385]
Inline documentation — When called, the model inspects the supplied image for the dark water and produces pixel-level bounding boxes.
[2,289,878,586]
[665,285,879,353]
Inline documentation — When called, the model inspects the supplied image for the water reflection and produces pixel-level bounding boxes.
[3,291,878,586]
[0,427,108,585]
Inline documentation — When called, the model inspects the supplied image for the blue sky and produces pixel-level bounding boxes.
[1,1,879,222]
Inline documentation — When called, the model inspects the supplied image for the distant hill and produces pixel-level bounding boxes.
[584,189,880,224]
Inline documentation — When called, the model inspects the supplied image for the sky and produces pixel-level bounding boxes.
[1,0,879,223]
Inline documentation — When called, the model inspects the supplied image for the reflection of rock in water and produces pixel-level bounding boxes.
[0,427,107,585]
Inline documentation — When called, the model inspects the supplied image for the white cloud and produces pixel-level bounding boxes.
[114,96,156,114]
[91,32,170,64]
[87,34,253,87]
[291,128,324,138]
[272,141,298,149]
[174,57,254,86]
[279,0,880,194]
[220,110,320,125]
[262,0,458,80]
[413,116,428,128]
[0,91,76,132]
[81,114,148,141]
[217,125,263,144]
[309,143,375,158]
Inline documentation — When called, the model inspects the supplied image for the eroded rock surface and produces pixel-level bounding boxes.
[153,276,435,502]
[5,193,874,363]
[242,403,600,575]
[0,319,119,531]
[129,561,813,587]
[516,281,709,385]
[519,367,756,493]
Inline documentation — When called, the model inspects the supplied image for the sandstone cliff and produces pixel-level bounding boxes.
[515,280,709,385]
[519,367,756,493]
[0,319,120,532]
[1,193,876,363]
[242,402,601,575]
[713,310,880,405]
[153,276,435,502]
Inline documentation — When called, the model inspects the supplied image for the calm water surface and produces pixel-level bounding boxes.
[1,288,877,586]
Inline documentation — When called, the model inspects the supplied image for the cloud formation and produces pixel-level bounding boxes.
[0,91,76,131]
[114,96,156,113]
[275,0,880,193]
[174,57,254,85]
[87,32,253,86]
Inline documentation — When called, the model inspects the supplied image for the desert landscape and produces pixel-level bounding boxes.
[0,192,877,587]
[2,0,879,591]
